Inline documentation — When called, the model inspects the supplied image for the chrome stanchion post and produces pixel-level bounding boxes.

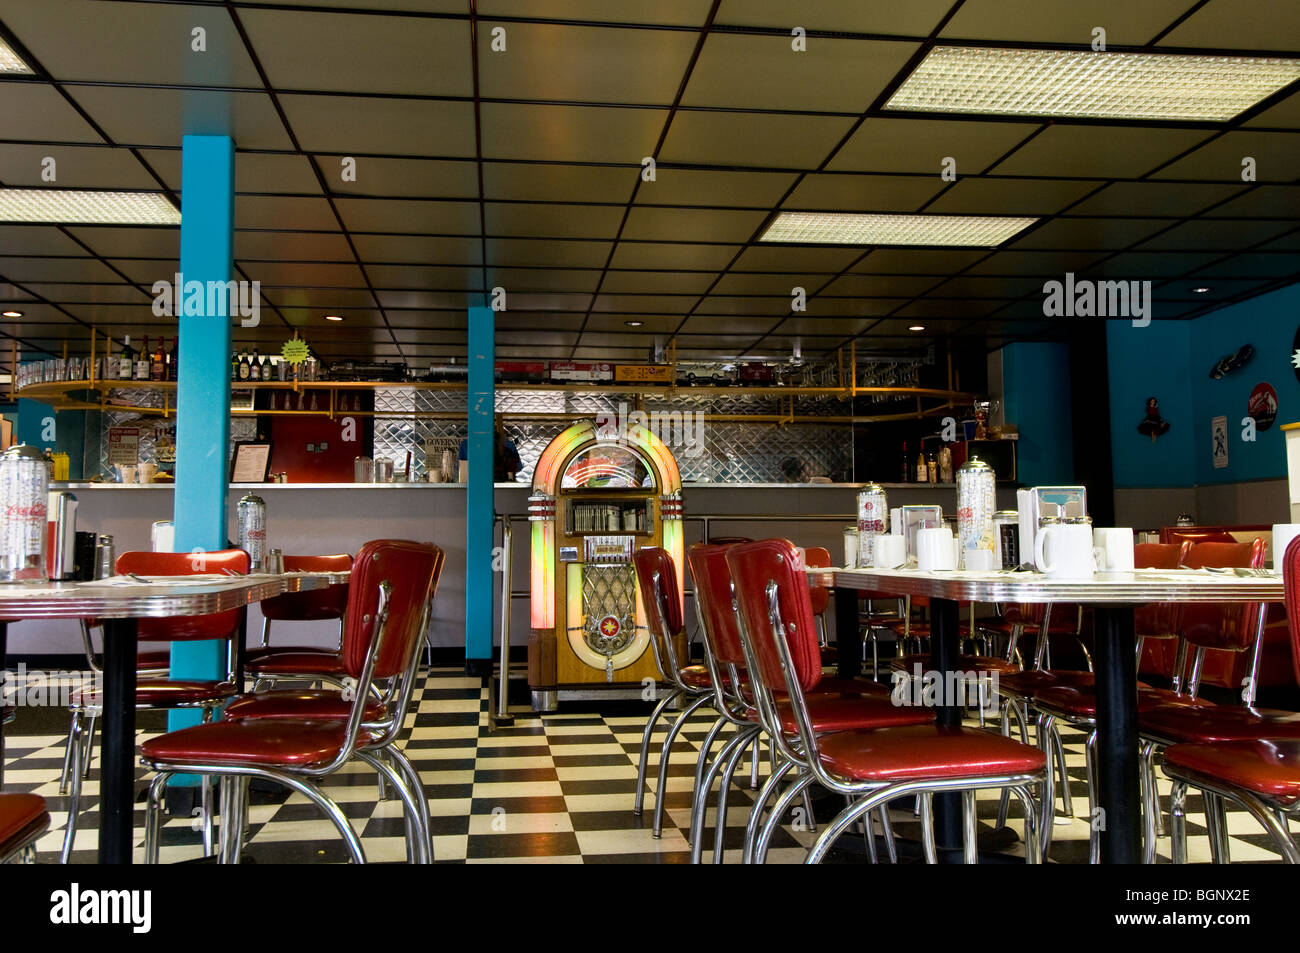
[490,515,515,728]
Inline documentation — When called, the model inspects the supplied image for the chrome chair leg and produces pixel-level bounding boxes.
[58,710,77,794]
[143,772,171,864]
[690,714,728,842]
[1085,728,1099,864]
[743,756,796,863]
[633,688,678,817]
[919,792,938,864]
[962,790,979,864]
[750,735,762,790]
[385,744,435,862]
[59,712,84,864]
[712,729,755,863]
[1140,740,1158,864]
[1169,780,1188,864]
[218,776,237,863]
[1205,793,1230,864]
[1037,713,1056,860]
[80,712,97,780]
[879,806,898,863]
[690,727,756,864]
[652,693,709,838]
[853,795,879,863]
[359,749,428,863]
[1236,792,1300,863]
[755,771,815,864]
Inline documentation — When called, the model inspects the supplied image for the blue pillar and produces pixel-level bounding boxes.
[170,135,234,737]
[466,305,495,665]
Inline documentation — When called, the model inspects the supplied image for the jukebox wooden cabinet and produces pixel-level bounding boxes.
[527,419,684,711]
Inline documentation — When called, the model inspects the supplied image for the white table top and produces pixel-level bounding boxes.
[0,571,349,620]
[814,567,1284,605]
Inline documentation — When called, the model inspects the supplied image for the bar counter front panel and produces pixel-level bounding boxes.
[8,482,1015,657]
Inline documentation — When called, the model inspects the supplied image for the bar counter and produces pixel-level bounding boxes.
[9,481,1017,657]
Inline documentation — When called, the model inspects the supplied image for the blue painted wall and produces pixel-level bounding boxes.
[1000,341,1075,485]
[1108,282,1300,489]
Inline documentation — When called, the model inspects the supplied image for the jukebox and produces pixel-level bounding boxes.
[527,419,684,711]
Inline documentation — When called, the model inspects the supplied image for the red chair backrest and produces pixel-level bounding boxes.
[341,541,443,681]
[726,539,823,696]
[1134,541,1192,639]
[686,543,746,667]
[805,546,831,616]
[1178,539,1266,651]
[1282,536,1300,687]
[632,547,682,679]
[260,553,353,621]
[116,549,249,641]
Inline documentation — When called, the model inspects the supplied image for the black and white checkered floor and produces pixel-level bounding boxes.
[1,667,1292,863]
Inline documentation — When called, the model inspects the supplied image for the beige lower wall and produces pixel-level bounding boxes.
[1114,479,1290,530]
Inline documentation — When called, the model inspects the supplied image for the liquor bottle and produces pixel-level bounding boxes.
[237,349,251,381]
[150,337,165,381]
[230,349,239,381]
[900,442,910,483]
[249,347,261,382]
[118,335,134,380]
[259,353,270,381]
[927,453,938,484]
[167,337,178,381]
[134,336,151,380]
[915,449,928,483]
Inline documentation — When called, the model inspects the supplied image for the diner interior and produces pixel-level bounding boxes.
[1,0,1300,868]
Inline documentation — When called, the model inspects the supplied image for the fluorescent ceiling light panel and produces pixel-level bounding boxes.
[885,46,1300,122]
[759,211,1036,246]
[0,189,180,225]
[0,38,33,74]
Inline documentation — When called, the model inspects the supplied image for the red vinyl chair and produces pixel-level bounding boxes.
[687,543,925,864]
[0,794,49,864]
[244,553,353,689]
[725,539,1047,865]
[630,546,714,837]
[139,540,442,864]
[1162,535,1300,864]
[59,548,249,864]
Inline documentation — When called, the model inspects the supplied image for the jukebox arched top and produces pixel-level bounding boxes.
[531,418,682,496]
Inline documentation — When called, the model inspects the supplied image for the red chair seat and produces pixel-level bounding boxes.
[811,676,892,697]
[0,793,49,854]
[889,653,1019,675]
[244,646,336,663]
[678,665,714,691]
[137,650,172,670]
[1141,705,1300,744]
[76,680,237,707]
[747,693,934,734]
[818,724,1047,783]
[223,690,386,723]
[884,622,974,639]
[1034,684,1213,719]
[141,719,370,768]
[245,651,346,677]
[1163,740,1300,801]
[997,669,1097,696]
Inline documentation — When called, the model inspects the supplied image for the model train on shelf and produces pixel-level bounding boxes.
[417,360,796,386]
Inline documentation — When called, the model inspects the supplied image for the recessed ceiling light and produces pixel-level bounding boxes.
[624,320,644,327]
[2,310,22,318]
[1192,287,1212,294]
[908,325,926,332]
[885,46,1300,122]
[759,211,1036,246]
[0,38,32,74]
[0,189,179,225]
[324,314,344,322]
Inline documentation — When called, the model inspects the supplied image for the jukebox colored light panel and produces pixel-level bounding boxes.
[532,421,594,492]
[530,520,555,629]
[660,517,684,614]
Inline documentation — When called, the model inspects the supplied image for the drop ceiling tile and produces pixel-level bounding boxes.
[0,83,101,144]
[941,0,1193,44]
[1136,218,1295,250]
[95,259,172,284]
[478,22,696,105]
[279,95,477,157]
[803,297,909,317]
[323,157,479,199]
[821,274,943,297]
[477,0,715,27]
[482,267,601,293]
[683,33,917,112]
[715,0,956,35]
[897,297,1006,319]
[374,290,474,310]
[1080,252,1222,277]
[0,226,89,256]
[1157,0,1300,51]
[369,263,484,290]
[137,150,320,195]
[659,111,856,169]
[609,242,740,270]
[1259,232,1300,251]
[0,144,160,190]
[486,292,592,312]
[236,196,339,231]
[1069,181,1249,216]
[1201,185,1300,218]
[2,0,261,86]
[485,238,610,268]
[598,271,716,294]
[240,9,472,95]
[235,231,356,262]
[583,314,680,333]
[391,329,468,345]
[267,288,378,310]
[829,118,1035,174]
[68,87,292,150]
[497,345,573,359]
[712,273,826,295]
[993,126,1216,179]
[335,198,480,235]
[964,250,1106,276]
[923,274,1046,298]
[482,163,635,204]
[278,307,386,327]
[1196,253,1300,278]
[926,177,1098,216]
[1152,131,1299,182]
[572,346,663,360]
[355,234,482,265]
[0,283,38,302]
[484,202,623,239]
[776,316,876,335]
[679,314,779,334]
[239,261,367,287]
[1244,90,1300,128]
[65,226,177,259]
[0,256,118,282]
[636,168,796,208]
[481,103,667,164]
[384,311,467,329]
[783,173,944,211]
[23,282,149,304]
[1009,217,1171,250]
[494,331,578,348]
[698,294,794,315]
[851,248,987,274]
[496,312,586,332]
[621,206,767,243]
[577,332,658,348]
[730,245,862,272]
[590,293,696,313]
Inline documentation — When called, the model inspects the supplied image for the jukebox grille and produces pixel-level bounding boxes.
[574,564,638,680]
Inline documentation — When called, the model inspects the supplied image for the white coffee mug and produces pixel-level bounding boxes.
[1272,524,1300,573]
[1035,523,1096,579]
[843,528,859,569]
[964,548,995,571]
[873,534,906,569]
[917,527,957,571]
[1093,527,1135,571]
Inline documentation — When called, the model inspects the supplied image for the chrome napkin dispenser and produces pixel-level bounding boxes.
[1017,486,1087,569]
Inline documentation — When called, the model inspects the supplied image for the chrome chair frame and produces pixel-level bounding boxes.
[1165,761,1300,864]
[0,811,48,865]
[747,577,1044,865]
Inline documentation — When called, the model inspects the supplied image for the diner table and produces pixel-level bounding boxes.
[818,566,1285,864]
[0,571,348,864]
